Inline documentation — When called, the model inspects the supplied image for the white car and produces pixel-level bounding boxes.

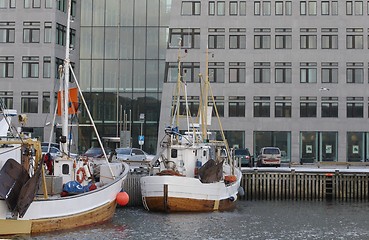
[41,146,78,159]
[115,148,154,170]
[256,147,281,167]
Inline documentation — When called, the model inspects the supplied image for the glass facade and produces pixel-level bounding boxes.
[254,131,291,162]
[79,0,171,152]
[300,131,338,162]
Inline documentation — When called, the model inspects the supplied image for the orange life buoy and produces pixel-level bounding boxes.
[76,167,86,183]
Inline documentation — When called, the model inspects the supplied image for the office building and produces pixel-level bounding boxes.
[0,0,80,151]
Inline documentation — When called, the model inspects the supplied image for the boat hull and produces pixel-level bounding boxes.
[0,163,128,236]
[0,200,116,235]
[142,196,235,212]
[141,169,242,212]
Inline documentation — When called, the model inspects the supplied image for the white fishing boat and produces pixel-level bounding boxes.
[140,43,242,212]
[0,0,129,235]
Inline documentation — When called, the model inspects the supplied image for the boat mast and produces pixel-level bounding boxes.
[61,0,72,154]
[200,48,209,141]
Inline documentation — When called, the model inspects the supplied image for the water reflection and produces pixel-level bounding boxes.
[28,200,369,240]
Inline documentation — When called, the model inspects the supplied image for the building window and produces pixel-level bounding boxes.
[300,1,307,15]
[254,62,271,83]
[254,1,261,15]
[262,1,271,15]
[57,0,76,14]
[346,62,363,83]
[56,23,66,46]
[209,1,215,15]
[181,1,201,16]
[22,56,39,78]
[165,62,200,83]
[179,96,199,116]
[208,29,225,49]
[229,96,245,117]
[308,1,317,15]
[253,96,270,117]
[275,96,292,118]
[217,1,225,15]
[346,32,363,49]
[254,28,271,49]
[229,62,245,83]
[321,97,338,118]
[275,28,292,49]
[321,1,330,14]
[42,92,50,114]
[347,1,363,15]
[45,0,52,8]
[300,62,317,83]
[300,97,317,117]
[209,96,224,117]
[169,28,200,49]
[275,1,284,15]
[43,56,51,78]
[347,97,363,118]
[321,28,338,49]
[321,63,338,83]
[229,28,246,49]
[0,22,15,43]
[229,1,238,15]
[0,91,13,109]
[209,62,225,83]
[275,62,292,83]
[300,28,317,49]
[0,56,14,78]
[21,91,38,113]
[55,57,63,79]
[24,0,41,8]
[332,1,338,15]
[44,22,52,43]
[254,1,271,15]
[23,22,40,43]
[239,1,246,15]
[300,35,317,48]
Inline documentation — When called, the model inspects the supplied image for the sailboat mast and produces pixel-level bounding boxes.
[200,48,209,141]
[62,0,71,153]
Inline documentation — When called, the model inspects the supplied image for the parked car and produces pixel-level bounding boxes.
[234,148,253,167]
[257,147,281,167]
[41,146,78,159]
[81,147,113,160]
[115,147,155,170]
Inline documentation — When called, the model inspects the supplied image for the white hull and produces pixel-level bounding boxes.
[0,162,129,235]
[141,167,242,212]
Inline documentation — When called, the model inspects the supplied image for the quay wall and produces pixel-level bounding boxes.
[122,169,369,207]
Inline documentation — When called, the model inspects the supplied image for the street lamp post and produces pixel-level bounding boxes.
[139,113,145,149]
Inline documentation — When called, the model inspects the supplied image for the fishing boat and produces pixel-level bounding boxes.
[0,0,129,235]
[140,43,242,212]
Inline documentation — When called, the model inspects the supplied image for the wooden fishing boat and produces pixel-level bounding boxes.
[0,0,129,235]
[140,43,242,212]
[0,135,129,235]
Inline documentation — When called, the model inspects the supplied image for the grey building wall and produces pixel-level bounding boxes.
[159,0,369,163]
[0,0,80,148]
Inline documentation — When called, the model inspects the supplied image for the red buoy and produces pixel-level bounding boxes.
[116,191,129,206]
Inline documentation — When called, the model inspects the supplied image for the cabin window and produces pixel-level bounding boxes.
[171,149,177,158]
[62,164,69,174]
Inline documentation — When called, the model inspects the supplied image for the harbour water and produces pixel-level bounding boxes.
[23,200,369,240]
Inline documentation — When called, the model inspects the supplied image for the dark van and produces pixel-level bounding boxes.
[234,148,252,167]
